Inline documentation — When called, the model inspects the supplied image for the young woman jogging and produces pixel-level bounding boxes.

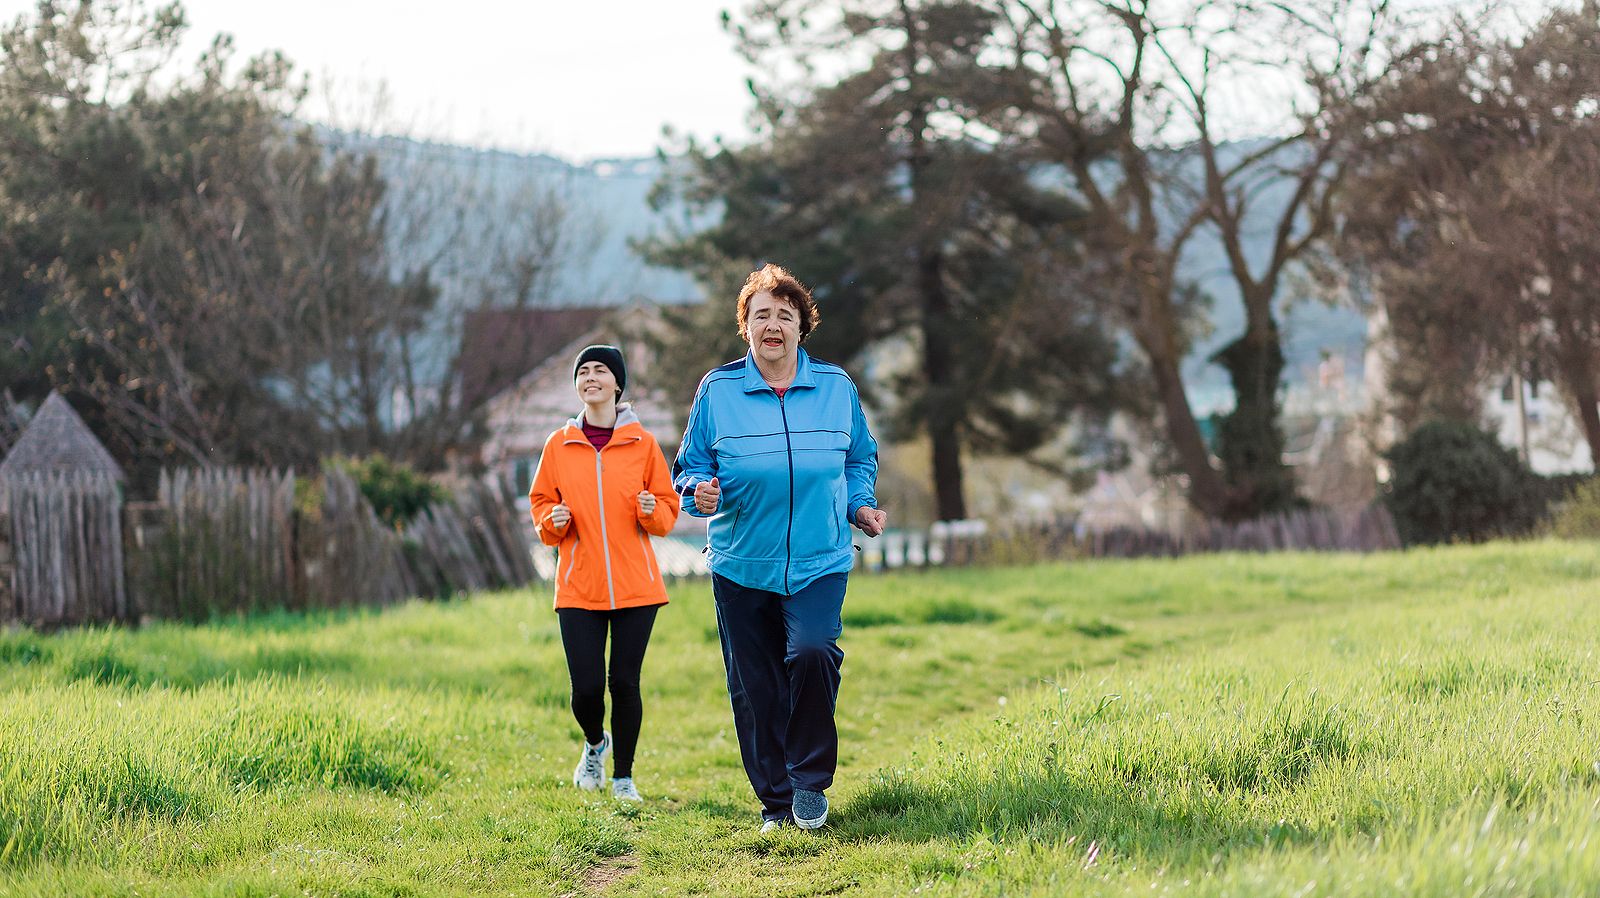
[529,344,680,801]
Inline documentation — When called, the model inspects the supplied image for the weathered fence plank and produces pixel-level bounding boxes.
[141,468,297,620]
[3,464,555,627]
[0,471,125,627]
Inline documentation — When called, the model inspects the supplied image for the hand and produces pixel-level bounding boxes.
[548,504,571,530]
[694,477,721,514]
[637,490,657,515]
[856,506,887,537]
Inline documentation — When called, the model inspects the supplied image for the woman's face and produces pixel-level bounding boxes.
[745,291,800,366]
[575,361,618,405]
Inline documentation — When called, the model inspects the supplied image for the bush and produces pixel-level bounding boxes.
[1383,420,1541,545]
[328,454,447,530]
[293,475,324,523]
[1549,477,1600,539]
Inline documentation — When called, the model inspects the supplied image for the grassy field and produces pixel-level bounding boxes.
[1,541,1597,896]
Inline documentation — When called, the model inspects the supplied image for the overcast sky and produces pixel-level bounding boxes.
[0,0,759,162]
[0,1,1563,162]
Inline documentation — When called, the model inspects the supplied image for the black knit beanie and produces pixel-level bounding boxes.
[573,344,626,396]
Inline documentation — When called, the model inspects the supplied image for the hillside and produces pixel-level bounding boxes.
[330,132,1368,411]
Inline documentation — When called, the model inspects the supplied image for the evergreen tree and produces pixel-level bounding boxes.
[649,0,1130,521]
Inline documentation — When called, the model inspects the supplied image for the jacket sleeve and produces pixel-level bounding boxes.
[638,434,680,537]
[528,434,568,547]
[844,380,880,527]
[672,376,717,517]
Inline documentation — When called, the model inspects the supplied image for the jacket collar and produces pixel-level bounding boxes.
[741,346,817,394]
[562,403,643,443]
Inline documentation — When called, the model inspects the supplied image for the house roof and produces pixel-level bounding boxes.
[456,306,610,411]
[0,392,124,481]
[488,302,669,403]
[475,302,681,465]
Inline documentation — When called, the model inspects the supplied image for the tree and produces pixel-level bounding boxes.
[311,94,585,470]
[649,0,1131,521]
[1339,2,1600,468]
[0,0,189,428]
[0,0,574,485]
[983,0,1390,518]
[0,1,439,479]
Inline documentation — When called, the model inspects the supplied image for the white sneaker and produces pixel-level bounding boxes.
[759,818,791,834]
[572,732,610,790]
[611,777,642,802]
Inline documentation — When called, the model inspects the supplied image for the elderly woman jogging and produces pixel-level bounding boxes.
[529,344,680,802]
[673,264,888,832]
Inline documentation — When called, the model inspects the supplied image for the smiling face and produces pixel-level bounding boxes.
[743,291,801,367]
[574,361,619,406]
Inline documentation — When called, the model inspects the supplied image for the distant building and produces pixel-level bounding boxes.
[1362,304,1594,477]
[1484,374,1593,475]
[455,300,699,518]
[456,305,613,416]
[457,301,707,571]
[463,302,676,480]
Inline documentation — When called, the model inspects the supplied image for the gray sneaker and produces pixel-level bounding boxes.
[611,776,642,802]
[572,731,610,790]
[759,817,792,834]
[793,789,828,829]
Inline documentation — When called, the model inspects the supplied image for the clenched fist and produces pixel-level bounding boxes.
[694,477,721,514]
[548,503,572,530]
[637,490,657,515]
[855,506,887,537]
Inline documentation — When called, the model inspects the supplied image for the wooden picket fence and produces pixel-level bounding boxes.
[3,466,544,628]
[0,472,127,625]
[401,477,539,600]
[0,467,1406,628]
[297,468,412,611]
[124,468,298,619]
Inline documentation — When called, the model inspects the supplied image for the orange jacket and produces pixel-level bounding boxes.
[528,406,680,610]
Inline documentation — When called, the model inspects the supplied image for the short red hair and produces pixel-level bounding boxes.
[736,264,820,343]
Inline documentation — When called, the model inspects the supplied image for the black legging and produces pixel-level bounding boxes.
[556,604,660,779]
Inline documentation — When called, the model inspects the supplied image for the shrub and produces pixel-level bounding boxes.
[1383,420,1540,545]
[1549,477,1600,539]
[327,454,447,530]
[293,475,324,523]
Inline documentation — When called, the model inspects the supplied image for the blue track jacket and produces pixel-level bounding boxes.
[673,348,879,595]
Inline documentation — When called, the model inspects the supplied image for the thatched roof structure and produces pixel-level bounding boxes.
[0,393,124,482]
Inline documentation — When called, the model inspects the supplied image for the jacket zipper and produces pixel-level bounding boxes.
[779,390,794,594]
[593,444,618,609]
[560,426,644,606]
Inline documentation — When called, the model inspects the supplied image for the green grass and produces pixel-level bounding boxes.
[1,541,1597,895]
